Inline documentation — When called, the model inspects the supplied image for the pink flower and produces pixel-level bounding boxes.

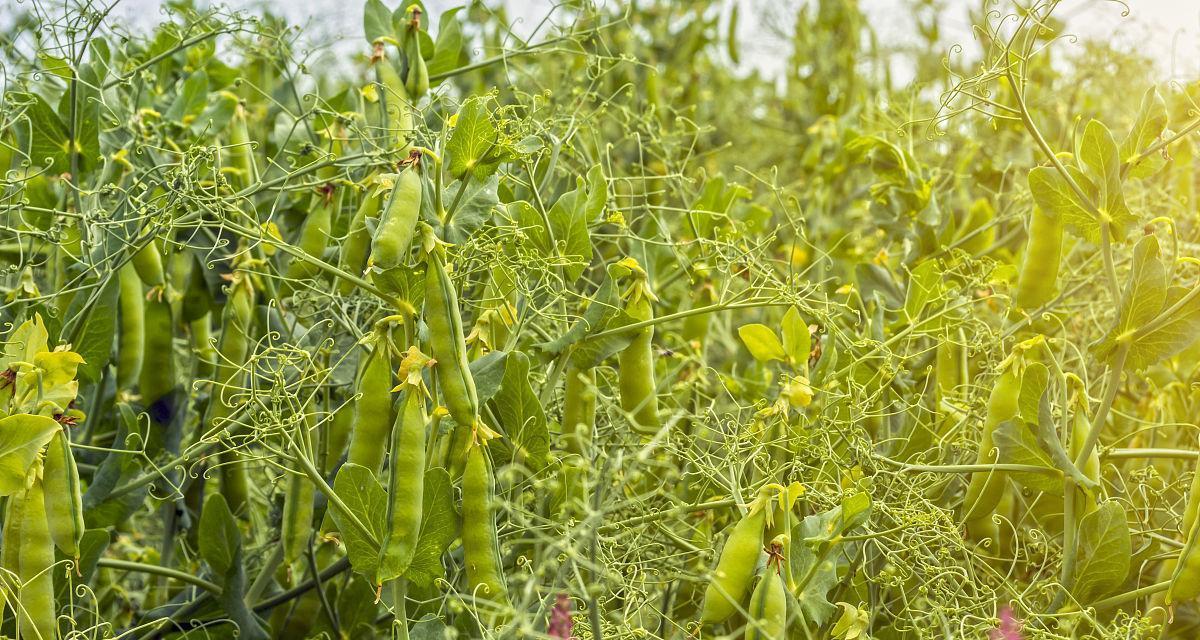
[989,605,1024,640]
[549,593,573,639]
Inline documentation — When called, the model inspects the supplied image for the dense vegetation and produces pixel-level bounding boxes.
[2,0,1200,638]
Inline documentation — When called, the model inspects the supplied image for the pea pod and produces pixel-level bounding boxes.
[462,434,510,611]
[131,240,165,289]
[140,294,177,455]
[403,11,430,99]
[43,427,84,559]
[228,98,258,190]
[617,262,660,435]
[370,156,423,275]
[1014,205,1063,310]
[561,366,595,457]
[377,347,432,585]
[423,229,481,474]
[1167,435,1200,605]
[745,561,786,640]
[17,460,56,640]
[701,499,767,625]
[346,331,395,474]
[116,262,145,391]
[961,363,1021,529]
[285,134,342,289]
[282,408,318,566]
[373,42,413,151]
[208,274,255,516]
[337,180,383,294]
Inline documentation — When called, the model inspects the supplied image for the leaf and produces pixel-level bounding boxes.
[3,315,50,367]
[404,467,458,588]
[1033,381,1098,491]
[993,419,1062,494]
[1121,87,1169,179]
[468,350,507,404]
[1016,362,1049,424]
[428,7,464,82]
[1113,234,1167,338]
[1078,120,1136,238]
[1103,285,1200,370]
[199,492,241,576]
[0,414,59,495]
[1027,165,1102,241]
[543,165,604,281]
[71,276,119,383]
[330,462,388,577]
[15,92,70,171]
[781,307,811,370]
[441,174,499,244]
[490,351,549,470]
[902,259,943,324]
[738,324,786,363]
[1071,500,1131,605]
[363,0,394,43]
[165,70,209,124]
[447,96,501,180]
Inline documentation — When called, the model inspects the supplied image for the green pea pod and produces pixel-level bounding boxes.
[377,348,431,585]
[1168,435,1200,605]
[1014,206,1063,310]
[745,567,786,640]
[561,366,595,457]
[140,295,177,456]
[338,182,383,294]
[228,98,258,190]
[961,363,1021,527]
[371,160,423,275]
[0,465,24,615]
[404,27,429,99]
[346,333,395,474]
[701,501,766,625]
[43,428,84,559]
[284,194,335,285]
[681,280,716,347]
[374,44,413,151]
[424,234,480,437]
[323,397,355,475]
[117,262,145,391]
[208,274,255,516]
[282,411,317,566]
[462,438,510,612]
[618,277,660,435]
[191,312,216,380]
[17,460,56,640]
[131,240,165,289]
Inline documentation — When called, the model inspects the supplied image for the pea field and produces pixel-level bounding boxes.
[3,0,1200,638]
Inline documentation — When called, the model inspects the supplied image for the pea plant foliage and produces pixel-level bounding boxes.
[2,0,1200,638]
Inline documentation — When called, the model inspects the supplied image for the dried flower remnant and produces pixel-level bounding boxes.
[989,606,1024,640]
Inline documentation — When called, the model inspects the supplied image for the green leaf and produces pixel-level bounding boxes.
[781,307,810,371]
[468,350,507,405]
[1027,165,1098,240]
[1032,380,1099,491]
[164,70,210,124]
[363,0,394,43]
[199,492,241,576]
[71,276,119,383]
[1071,500,1131,605]
[902,259,942,324]
[993,419,1062,494]
[14,92,69,172]
[0,414,59,496]
[1078,119,1135,238]
[1114,235,1167,338]
[3,316,50,369]
[441,174,499,244]
[404,467,458,588]
[447,96,501,180]
[1104,285,1200,370]
[428,7,464,82]
[331,462,388,577]
[490,351,549,470]
[1121,87,1169,179]
[738,324,786,363]
[544,165,604,281]
[1016,362,1049,424]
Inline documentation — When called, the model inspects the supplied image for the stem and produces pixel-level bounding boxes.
[596,498,736,536]
[97,558,222,594]
[1074,343,1128,468]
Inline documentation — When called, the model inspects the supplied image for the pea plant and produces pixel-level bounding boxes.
[2,0,1200,638]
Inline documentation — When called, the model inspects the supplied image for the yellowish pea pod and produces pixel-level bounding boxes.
[43,427,84,559]
[700,497,767,625]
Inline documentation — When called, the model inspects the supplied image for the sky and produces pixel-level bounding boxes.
[78,0,1200,85]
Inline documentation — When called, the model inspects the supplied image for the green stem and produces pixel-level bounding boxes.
[97,558,222,594]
